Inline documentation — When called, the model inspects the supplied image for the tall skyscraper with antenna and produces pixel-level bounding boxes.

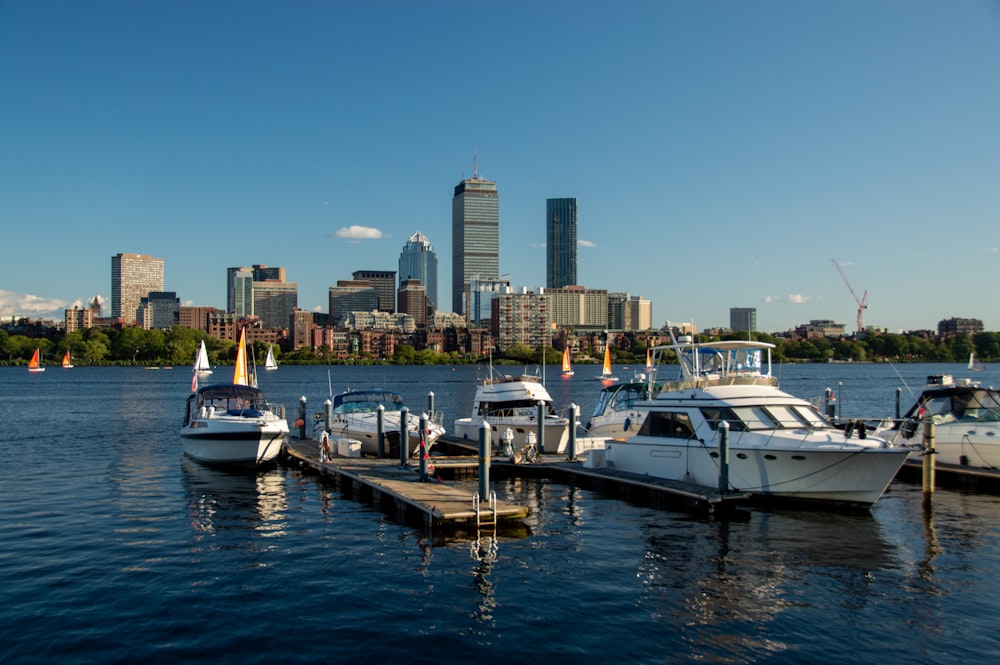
[452,153,499,315]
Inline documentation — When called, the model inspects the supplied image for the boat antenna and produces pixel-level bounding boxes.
[888,362,915,397]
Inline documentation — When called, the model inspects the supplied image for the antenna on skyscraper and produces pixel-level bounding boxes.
[473,146,478,180]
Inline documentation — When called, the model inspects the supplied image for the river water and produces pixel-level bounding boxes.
[1,362,998,664]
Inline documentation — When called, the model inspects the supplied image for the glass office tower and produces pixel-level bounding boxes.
[452,170,498,315]
[546,197,577,288]
[398,231,438,313]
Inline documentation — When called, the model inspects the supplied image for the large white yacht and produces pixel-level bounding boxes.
[876,374,1000,469]
[596,334,917,507]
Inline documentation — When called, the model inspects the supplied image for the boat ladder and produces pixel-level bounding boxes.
[471,490,499,564]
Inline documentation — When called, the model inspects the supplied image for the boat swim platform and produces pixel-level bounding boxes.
[283,438,749,524]
[283,439,530,530]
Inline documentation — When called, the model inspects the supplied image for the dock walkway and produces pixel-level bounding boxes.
[284,439,529,529]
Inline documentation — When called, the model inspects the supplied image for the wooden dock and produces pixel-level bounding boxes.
[284,439,530,530]
[896,458,1000,494]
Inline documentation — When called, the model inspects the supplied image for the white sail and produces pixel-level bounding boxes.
[265,345,278,371]
[195,341,212,375]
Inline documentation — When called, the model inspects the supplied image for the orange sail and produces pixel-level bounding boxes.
[233,328,249,386]
[28,348,45,373]
[62,350,73,368]
[561,347,574,376]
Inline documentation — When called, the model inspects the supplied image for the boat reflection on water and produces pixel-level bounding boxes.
[182,458,288,537]
[635,509,896,661]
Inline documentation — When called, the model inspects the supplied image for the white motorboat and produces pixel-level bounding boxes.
[876,374,1000,469]
[595,334,917,507]
[312,389,445,458]
[454,371,570,454]
[585,374,661,439]
[181,329,288,467]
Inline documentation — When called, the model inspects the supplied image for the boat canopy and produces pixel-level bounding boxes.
[333,390,405,413]
[195,384,266,402]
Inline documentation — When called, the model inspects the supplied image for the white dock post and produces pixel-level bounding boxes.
[922,421,936,505]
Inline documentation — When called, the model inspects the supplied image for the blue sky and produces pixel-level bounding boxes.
[2,1,999,333]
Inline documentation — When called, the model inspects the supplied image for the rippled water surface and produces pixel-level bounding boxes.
[2,363,999,664]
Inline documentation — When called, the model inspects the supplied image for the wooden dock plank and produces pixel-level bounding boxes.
[284,440,529,526]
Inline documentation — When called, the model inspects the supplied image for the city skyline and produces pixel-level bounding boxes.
[2,2,999,332]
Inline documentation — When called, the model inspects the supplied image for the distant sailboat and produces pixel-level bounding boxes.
[28,348,45,373]
[561,346,574,377]
[194,340,213,376]
[968,352,986,371]
[264,345,278,371]
[645,348,654,373]
[595,343,617,382]
[62,350,73,369]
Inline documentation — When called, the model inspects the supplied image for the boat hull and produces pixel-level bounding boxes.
[181,418,288,467]
[454,416,570,455]
[604,438,911,506]
[911,424,1000,469]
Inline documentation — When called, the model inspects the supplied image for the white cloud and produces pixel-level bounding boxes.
[0,289,69,319]
[788,294,808,304]
[578,239,597,248]
[331,225,384,240]
[761,294,812,305]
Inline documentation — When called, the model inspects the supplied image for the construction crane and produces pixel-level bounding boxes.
[832,259,868,333]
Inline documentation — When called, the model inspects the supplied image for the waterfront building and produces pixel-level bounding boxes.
[608,293,653,331]
[64,306,94,333]
[543,285,607,328]
[289,308,314,350]
[111,253,164,325]
[398,232,438,312]
[352,270,397,313]
[492,289,549,351]
[452,161,499,315]
[178,306,217,332]
[253,280,298,330]
[137,291,180,330]
[546,198,577,289]
[730,307,757,333]
[329,280,379,327]
[938,317,984,337]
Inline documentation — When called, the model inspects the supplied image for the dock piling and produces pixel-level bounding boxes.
[478,422,491,500]
[718,420,730,494]
[298,396,307,439]
[419,413,429,482]
[568,403,578,460]
[377,404,385,458]
[537,400,545,456]
[399,406,409,467]
[922,421,936,505]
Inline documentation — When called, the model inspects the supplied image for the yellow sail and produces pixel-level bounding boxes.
[561,347,574,376]
[233,328,249,386]
[602,344,612,375]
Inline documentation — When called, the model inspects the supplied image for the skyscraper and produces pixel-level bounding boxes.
[398,231,438,312]
[452,161,499,315]
[227,267,254,317]
[352,270,397,313]
[111,253,164,324]
[546,198,577,288]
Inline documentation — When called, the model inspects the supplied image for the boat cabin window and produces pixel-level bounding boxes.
[480,399,554,418]
[637,411,695,439]
[765,405,817,429]
[591,391,611,419]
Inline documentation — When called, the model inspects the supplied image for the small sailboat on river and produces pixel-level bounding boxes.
[595,343,617,382]
[561,347,574,377]
[264,345,278,371]
[28,348,45,373]
[62,351,73,369]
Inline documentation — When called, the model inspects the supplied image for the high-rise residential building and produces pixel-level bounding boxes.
[111,253,164,324]
[493,290,549,351]
[543,286,608,328]
[253,280,297,330]
[609,292,653,331]
[730,307,757,333]
[452,161,499,315]
[227,267,255,317]
[398,232,438,312]
[546,198,577,289]
[352,270,397,313]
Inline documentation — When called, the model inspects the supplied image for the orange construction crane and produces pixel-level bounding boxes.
[831,259,868,333]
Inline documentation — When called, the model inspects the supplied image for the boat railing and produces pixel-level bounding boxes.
[656,375,778,393]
